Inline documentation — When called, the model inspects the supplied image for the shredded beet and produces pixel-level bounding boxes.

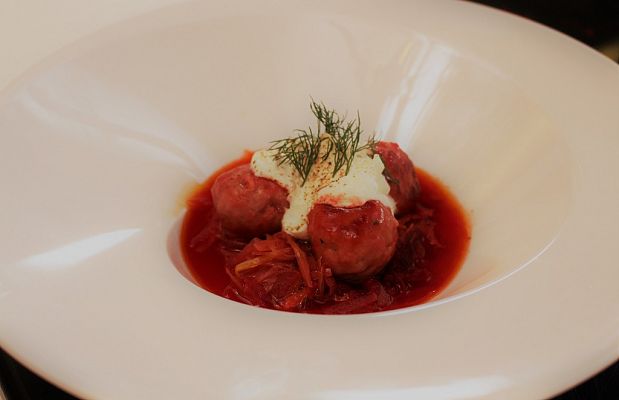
[187,202,443,313]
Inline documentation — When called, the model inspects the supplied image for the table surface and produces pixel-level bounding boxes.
[0,1,617,399]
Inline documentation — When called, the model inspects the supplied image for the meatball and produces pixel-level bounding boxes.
[211,164,289,238]
[307,200,398,280]
[375,141,420,214]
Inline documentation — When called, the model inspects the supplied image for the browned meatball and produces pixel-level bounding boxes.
[211,165,289,238]
[375,141,420,215]
[307,200,398,280]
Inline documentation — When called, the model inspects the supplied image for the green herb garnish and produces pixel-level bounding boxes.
[270,99,376,185]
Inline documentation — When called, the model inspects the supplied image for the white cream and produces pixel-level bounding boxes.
[251,144,396,239]
[250,149,297,192]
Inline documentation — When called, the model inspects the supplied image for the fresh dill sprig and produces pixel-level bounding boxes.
[269,99,376,185]
[311,101,377,176]
[269,127,322,185]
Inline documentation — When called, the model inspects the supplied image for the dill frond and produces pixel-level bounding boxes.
[270,99,375,185]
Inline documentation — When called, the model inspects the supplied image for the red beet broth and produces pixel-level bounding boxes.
[181,152,470,314]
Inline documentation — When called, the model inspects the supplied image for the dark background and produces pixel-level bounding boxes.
[474,0,619,54]
[1,1,618,399]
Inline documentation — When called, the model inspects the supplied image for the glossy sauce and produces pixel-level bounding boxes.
[181,152,470,313]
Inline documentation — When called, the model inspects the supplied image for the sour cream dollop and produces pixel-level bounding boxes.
[251,142,396,239]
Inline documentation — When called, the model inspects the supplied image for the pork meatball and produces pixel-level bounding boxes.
[211,164,289,238]
[375,141,420,214]
[307,200,398,280]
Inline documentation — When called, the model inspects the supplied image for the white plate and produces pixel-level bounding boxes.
[1,1,618,399]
